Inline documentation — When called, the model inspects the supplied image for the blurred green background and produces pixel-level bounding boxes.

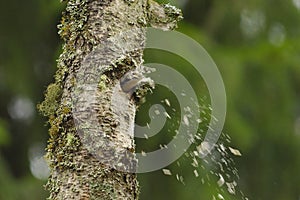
[0,0,300,199]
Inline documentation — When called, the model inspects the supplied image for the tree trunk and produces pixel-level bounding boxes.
[38,0,181,199]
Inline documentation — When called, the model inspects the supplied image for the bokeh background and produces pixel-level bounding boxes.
[0,0,300,199]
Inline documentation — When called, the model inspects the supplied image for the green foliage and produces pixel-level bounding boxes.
[138,0,300,200]
[0,119,10,146]
[0,0,300,199]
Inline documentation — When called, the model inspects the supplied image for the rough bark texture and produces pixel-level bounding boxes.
[38,0,181,199]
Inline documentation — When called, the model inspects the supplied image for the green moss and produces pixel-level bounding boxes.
[98,74,108,90]
[38,83,62,117]
[66,132,76,146]
[46,135,80,170]
[58,0,89,42]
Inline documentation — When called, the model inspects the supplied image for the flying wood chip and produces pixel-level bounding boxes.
[229,147,242,156]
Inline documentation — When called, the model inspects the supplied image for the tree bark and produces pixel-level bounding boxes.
[38,0,181,199]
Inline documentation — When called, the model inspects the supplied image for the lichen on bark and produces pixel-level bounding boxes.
[38,0,182,199]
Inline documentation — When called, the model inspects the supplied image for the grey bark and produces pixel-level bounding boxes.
[38,0,181,199]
